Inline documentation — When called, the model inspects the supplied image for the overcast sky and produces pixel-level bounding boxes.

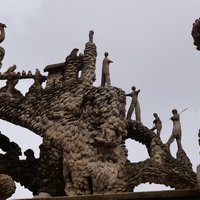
[0,0,200,199]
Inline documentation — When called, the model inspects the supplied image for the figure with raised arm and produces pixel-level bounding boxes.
[126,86,141,122]
[101,52,113,86]
[166,109,182,150]
[150,113,162,137]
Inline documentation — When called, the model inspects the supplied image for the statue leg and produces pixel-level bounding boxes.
[135,103,141,122]
[176,139,182,150]
[101,74,105,86]
[166,135,175,147]
[105,75,111,86]
[126,105,134,120]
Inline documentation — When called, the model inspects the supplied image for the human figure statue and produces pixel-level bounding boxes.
[126,86,141,122]
[166,109,182,150]
[101,52,113,86]
[150,113,162,137]
[0,23,6,69]
[24,149,35,161]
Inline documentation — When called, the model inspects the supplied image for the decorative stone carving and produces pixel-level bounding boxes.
[126,86,141,122]
[0,22,6,69]
[0,30,197,197]
[101,52,113,86]
[166,109,182,150]
[0,174,16,200]
[192,18,200,50]
[150,113,162,137]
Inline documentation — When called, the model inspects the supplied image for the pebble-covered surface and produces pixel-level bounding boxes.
[0,174,16,199]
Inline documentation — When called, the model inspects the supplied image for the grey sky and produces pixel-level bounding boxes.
[0,0,200,198]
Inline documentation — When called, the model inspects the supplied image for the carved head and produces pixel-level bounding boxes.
[153,113,158,117]
[131,86,136,91]
[104,52,109,57]
[172,109,178,114]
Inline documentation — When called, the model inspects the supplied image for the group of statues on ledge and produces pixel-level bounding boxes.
[100,48,183,152]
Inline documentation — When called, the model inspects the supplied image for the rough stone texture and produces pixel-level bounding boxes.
[19,190,200,200]
[0,31,197,197]
[0,174,16,200]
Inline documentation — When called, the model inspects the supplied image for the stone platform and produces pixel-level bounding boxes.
[19,190,200,200]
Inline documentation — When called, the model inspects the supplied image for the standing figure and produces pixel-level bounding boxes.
[101,52,113,86]
[0,23,6,69]
[166,109,182,150]
[150,113,162,137]
[126,86,141,122]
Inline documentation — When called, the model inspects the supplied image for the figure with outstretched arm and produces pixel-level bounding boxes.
[126,86,141,122]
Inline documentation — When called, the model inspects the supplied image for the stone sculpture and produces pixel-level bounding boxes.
[0,174,16,200]
[192,16,200,194]
[150,113,162,137]
[166,109,182,150]
[0,22,6,69]
[126,86,141,122]
[101,52,113,86]
[0,29,197,197]
[192,18,200,50]
[198,129,200,146]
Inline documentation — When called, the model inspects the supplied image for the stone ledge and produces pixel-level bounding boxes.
[18,190,200,200]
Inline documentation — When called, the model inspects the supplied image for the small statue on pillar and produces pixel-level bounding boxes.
[101,52,113,86]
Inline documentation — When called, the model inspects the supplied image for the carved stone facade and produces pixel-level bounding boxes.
[0,30,197,198]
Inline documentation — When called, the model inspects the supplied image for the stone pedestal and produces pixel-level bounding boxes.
[19,190,200,200]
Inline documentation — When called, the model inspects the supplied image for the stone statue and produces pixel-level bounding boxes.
[89,30,94,43]
[126,86,141,122]
[101,52,113,86]
[0,30,197,197]
[0,22,6,69]
[166,109,182,150]
[3,65,19,95]
[150,113,162,137]
[0,23,6,43]
[192,18,200,50]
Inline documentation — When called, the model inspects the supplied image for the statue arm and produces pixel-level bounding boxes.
[136,89,140,95]
[125,93,132,97]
